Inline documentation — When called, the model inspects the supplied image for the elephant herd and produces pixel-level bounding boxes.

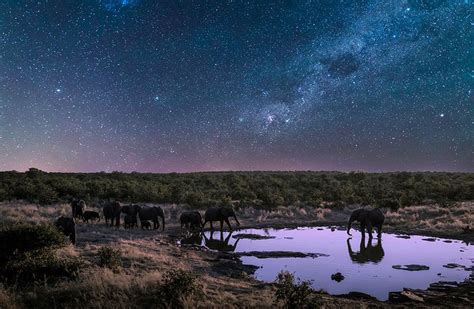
[55,199,384,246]
[54,199,242,245]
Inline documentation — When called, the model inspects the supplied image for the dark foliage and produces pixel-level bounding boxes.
[0,169,472,208]
[2,249,82,285]
[0,223,81,286]
[160,269,201,307]
[274,271,319,308]
[0,222,66,264]
[97,246,122,270]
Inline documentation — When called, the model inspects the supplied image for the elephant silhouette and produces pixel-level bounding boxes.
[203,230,240,252]
[347,237,384,264]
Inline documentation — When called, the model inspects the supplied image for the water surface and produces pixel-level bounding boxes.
[182,227,472,300]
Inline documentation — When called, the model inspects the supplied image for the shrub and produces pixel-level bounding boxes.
[0,223,66,264]
[274,271,319,308]
[378,198,400,211]
[160,269,201,307]
[97,247,122,270]
[1,249,82,285]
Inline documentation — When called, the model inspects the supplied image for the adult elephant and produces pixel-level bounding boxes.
[180,211,202,230]
[203,207,240,231]
[347,208,385,239]
[138,206,165,230]
[55,216,76,245]
[70,199,86,219]
[121,204,141,217]
[103,201,122,227]
[347,237,384,263]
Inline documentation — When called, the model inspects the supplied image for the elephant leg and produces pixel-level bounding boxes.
[202,220,208,229]
[210,221,214,230]
[360,223,366,238]
[225,218,232,230]
[220,220,223,231]
[367,222,373,239]
[377,224,383,238]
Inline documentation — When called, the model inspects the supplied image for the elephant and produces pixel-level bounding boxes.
[347,237,384,263]
[203,231,240,252]
[121,204,141,228]
[203,207,240,231]
[121,204,142,216]
[180,211,203,230]
[141,221,152,230]
[347,208,385,239]
[82,211,100,223]
[124,214,138,229]
[55,216,76,245]
[103,201,122,227]
[138,206,165,230]
[71,199,86,219]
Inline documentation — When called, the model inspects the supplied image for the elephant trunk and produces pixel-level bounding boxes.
[234,215,240,226]
[347,218,354,236]
[71,225,76,245]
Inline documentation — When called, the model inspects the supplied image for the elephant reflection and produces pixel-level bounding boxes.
[203,231,240,252]
[347,237,384,263]
[180,233,203,246]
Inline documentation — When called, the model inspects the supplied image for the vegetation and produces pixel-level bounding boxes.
[159,269,201,307]
[0,223,81,286]
[0,169,472,208]
[97,246,122,271]
[274,271,320,308]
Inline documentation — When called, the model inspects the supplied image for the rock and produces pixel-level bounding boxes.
[422,238,437,242]
[395,235,411,239]
[443,263,473,271]
[232,233,275,240]
[389,289,424,303]
[339,292,377,300]
[236,251,329,259]
[331,272,345,282]
[392,264,430,271]
[401,290,424,302]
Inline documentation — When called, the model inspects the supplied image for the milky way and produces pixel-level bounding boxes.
[0,0,472,172]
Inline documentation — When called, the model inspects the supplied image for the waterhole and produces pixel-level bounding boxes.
[180,227,472,300]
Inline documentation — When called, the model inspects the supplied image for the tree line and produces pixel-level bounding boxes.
[0,168,472,209]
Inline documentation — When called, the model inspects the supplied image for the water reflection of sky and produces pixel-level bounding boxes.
[199,228,472,300]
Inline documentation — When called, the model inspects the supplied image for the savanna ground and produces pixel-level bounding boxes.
[0,200,473,308]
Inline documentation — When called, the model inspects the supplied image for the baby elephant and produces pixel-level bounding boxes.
[124,214,138,229]
[141,220,152,230]
[82,211,100,223]
[180,211,203,230]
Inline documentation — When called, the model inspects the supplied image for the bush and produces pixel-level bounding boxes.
[97,247,122,270]
[0,223,66,264]
[1,249,82,285]
[274,271,319,308]
[160,269,201,307]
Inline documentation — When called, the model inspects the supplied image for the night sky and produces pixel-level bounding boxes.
[1,0,472,172]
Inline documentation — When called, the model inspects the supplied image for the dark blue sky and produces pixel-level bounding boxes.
[0,0,472,172]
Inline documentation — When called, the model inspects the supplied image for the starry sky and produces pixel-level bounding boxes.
[0,0,473,172]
